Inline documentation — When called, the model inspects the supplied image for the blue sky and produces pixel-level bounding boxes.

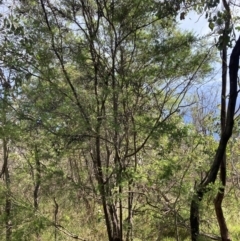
[178,11,210,35]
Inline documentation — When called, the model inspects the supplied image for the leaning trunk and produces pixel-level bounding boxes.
[190,36,240,240]
[214,1,231,240]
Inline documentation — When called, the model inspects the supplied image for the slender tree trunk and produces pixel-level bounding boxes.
[214,5,231,237]
[190,191,202,241]
[1,77,12,241]
[126,131,137,241]
[34,146,41,241]
[214,1,231,240]
[53,197,59,241]
[3,138,11,241]
[126,183,133,241]
[190,36,240,241]
[94,133,119,241]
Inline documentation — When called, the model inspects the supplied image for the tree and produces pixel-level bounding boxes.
[190,36,240,241]
[0,0,215,240]
[0,69,12,241]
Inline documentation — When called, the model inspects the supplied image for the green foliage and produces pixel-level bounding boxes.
[0,0,239,241]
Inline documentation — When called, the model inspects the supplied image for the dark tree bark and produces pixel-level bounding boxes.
[190,36,240,241]
[214,1,231,240]
[33,146,41,241]
[4,139,11,241]
[0,76,12,241]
